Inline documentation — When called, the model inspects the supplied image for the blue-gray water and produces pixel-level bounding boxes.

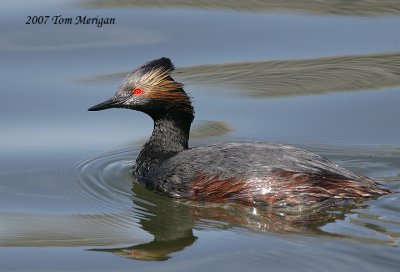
[1,1,400,271]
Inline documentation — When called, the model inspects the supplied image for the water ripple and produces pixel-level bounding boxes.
[68,149,136,212]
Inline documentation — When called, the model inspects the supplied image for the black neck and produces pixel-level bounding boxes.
[135,112,193,177]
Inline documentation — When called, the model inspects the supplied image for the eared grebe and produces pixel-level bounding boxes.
[89,58,391,207]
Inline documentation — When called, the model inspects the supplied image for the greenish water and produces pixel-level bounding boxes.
[1,1,400,271]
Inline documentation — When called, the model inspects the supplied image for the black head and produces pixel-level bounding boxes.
[88,58,193,120]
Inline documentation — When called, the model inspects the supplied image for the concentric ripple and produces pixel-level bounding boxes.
[0,148,155,247]
[69,148,138,212]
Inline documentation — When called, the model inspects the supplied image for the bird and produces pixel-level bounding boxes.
[88,57,391,207]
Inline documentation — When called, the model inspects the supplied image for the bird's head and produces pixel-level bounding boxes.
[88,57,193,120]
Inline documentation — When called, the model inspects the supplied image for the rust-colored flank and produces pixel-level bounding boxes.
[190,171,391,206]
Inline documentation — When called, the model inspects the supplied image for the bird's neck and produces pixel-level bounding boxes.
[135,114,192,177]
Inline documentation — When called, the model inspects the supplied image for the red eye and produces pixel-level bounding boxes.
[132,88,143,96]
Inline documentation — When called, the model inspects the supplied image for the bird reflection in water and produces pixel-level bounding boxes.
[91,182,365,261]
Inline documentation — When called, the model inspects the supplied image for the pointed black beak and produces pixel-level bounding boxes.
[88,97,125,111]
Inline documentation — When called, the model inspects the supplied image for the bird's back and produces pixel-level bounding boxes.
[136,142,389,206]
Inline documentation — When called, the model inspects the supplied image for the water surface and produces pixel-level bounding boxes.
[1,0,400,271]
